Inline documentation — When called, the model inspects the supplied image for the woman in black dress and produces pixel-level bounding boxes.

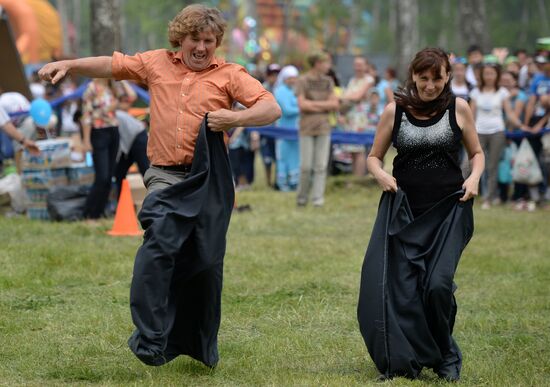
[358,48,484,381]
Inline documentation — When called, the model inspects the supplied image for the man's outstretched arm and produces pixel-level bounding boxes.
[39,56,113,84]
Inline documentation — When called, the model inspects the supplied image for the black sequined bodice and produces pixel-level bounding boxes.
[392,99,464,216]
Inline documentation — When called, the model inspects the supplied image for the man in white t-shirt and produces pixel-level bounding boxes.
[465,45,483,87]
[0,105,39,154]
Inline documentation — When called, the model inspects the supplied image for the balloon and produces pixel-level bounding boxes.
[30,98,52,126]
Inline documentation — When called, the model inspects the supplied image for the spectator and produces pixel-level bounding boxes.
[504,56,521,78]
[295,52,339,207]
[0,105,39,155]
[260,63,281,187]
[58,76,81,137]
[520,55,550,209]
[29,71,46,99]
[376,67,399,110]
[274,65,300,191]
[516,49,531,89]
[114,109,149,198]
[365,88,383,155]
[465,45,484,86]
[451,57,472,101]
[469,62,527,209]
[366,88,383,132]
[80,78,121,219]
[228,103,258,190]
[339,56,374,176]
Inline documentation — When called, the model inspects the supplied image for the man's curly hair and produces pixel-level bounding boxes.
[168,4,227,48]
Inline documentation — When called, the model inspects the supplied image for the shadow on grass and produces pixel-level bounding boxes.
[45,356,216,384]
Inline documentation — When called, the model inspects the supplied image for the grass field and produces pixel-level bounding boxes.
[1,173,549,386]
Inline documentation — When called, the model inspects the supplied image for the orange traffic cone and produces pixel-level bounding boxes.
[107,179,143,236]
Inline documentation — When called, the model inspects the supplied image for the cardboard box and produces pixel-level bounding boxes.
[22,139,71,170]
[22,168,68,189]
[27,207,50,220]
[66,163,95,187]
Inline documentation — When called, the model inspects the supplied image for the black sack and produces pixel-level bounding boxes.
[128,115,235,368]
[357,189,473,379]
[46,185,89,221]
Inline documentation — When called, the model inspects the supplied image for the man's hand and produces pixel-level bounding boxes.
[38,61,72,84]
[208,109,238,132]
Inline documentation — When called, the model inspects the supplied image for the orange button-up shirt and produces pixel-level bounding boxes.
[112,49,274,165]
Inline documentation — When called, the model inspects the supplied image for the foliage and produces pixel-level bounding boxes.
[59,0,550,61]
[0,172,549,385]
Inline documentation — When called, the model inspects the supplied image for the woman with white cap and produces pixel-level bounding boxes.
[274,65,301,191]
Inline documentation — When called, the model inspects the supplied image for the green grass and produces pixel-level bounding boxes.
[0,174,549,386]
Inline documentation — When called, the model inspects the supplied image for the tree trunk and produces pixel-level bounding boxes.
[519,1,529,48]
[280,0,292,63]
[73,0,82,56]
[437,0,450,49]
[90,0,121,56]
[458,0,490,53]
[56,0,71,57]
[372,0,381,31]
[395,0,419,81]
[537,0,550,35]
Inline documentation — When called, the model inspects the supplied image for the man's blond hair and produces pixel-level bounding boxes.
[168,4,227,48]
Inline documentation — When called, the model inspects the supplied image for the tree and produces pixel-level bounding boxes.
[90,0,121,56]
[458,0,490,53]
[394,0,419,80]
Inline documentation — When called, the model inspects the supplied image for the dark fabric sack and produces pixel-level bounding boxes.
[128,116,235,368]
[46,185,89,221]
[357,189,473,379]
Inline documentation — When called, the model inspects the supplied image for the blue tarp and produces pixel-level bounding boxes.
[6,82,549,146]
[246,126,377,145]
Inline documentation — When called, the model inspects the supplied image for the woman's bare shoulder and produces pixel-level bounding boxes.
[455,97,471,113]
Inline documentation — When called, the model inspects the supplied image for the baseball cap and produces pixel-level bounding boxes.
[266,63,281,75]
[535,55,549,64]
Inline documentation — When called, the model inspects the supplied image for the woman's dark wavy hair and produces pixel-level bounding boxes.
[394,47,453,117]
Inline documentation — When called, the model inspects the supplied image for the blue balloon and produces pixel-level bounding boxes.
[30,98,52,126]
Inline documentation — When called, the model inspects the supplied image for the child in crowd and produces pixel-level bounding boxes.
[498,140,517,203]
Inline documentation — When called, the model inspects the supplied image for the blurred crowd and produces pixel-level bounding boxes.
[0,73,149,219]
[230,45,550,211]
[1,43,549,218]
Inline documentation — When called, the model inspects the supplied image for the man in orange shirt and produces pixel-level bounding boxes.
[39,4,281,368]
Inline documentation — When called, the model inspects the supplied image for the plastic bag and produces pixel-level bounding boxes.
[512,138,543,185]
[0,173,27,213]
[46,185,89,221]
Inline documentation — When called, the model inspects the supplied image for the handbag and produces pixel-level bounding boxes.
[512,138,543,185]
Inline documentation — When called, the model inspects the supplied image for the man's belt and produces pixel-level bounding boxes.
[152,164,192,173]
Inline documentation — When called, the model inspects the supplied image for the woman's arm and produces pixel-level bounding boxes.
[503,98,528,130]
[341,79,372,103]
[366,102,397,192]
[384,86,395,104]
[119,80,138,105]
[275,90,300,117]
[531,112,550,133]
[456,98,485,201]
[513,96,526,122]
[523,95,537,126]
